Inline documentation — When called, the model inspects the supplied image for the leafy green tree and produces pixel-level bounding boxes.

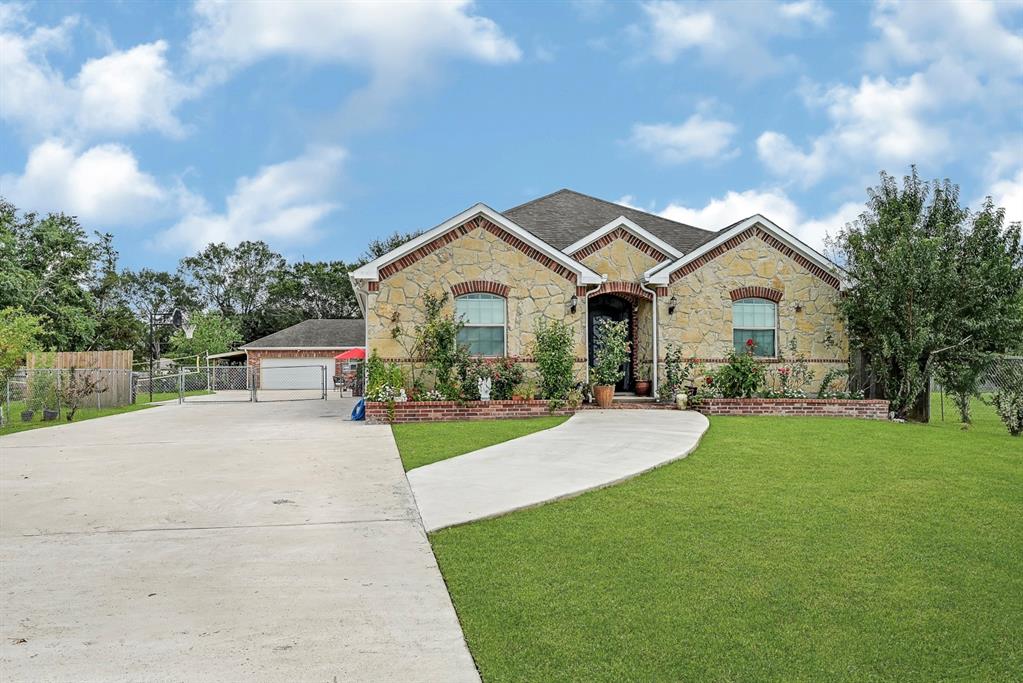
[0,307,44,384]
[168,312,243,358]
[0,201,99,349]
[358,230,423,265]
[833,169,1023,421]
[267,260,361,324]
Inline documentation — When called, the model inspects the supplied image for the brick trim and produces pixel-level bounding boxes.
[569,226,672,262]
[730,286,783,303]
[669,357,847,364]
[587,281,652,301]
[669,226,842,289]
[655,286,668,297]
[695,398,889,420]
[376,356,588,363]
[365,399,575,424]
[376,215,578,284]
[451,280,510,298]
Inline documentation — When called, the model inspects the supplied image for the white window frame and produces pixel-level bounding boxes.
[456,293,507,358]
[732,298,778,358]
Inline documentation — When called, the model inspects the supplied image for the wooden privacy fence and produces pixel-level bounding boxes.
[26,351,134,408]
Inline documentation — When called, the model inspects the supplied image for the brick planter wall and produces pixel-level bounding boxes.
[365,400,574,424]
[695,398,889,420]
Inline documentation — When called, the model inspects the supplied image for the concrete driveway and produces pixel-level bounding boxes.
[0,399,478,682]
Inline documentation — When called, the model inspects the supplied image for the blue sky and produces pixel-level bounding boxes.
[1,0,1021,270]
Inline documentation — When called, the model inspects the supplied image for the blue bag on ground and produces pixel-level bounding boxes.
[351,398,366,421]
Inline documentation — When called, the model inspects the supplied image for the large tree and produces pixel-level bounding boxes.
[267,260,361,324]
[834,169,1023,421]
[168,311,243,358]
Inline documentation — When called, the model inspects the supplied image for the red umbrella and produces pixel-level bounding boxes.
[335,348,366,361]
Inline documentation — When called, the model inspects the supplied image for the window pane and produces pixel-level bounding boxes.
[733,329,775,356]
[733,298,776,328]
[457,325,505,356]
[456,294,505,325]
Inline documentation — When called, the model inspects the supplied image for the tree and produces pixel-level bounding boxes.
[0,200,100,349]
[120,268,196,359]
[358,230,423,265]
[168,312,243,358]
[0,307,44,384]
[833,169,1023,420]
[267,261,361,325]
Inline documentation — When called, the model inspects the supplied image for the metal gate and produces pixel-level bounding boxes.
[254,364,328,402]
[180,366,254,403]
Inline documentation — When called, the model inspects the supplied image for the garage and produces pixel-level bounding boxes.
[259,357,334,390]
[240,319,366,394]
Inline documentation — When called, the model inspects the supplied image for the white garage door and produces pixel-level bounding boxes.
[260,357,332,390]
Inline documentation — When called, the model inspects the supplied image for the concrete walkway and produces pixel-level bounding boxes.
[407,409,709,532]
[1,399,478,682]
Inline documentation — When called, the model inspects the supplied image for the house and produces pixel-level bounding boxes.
[349,189,848,395]
[240,318,365,389]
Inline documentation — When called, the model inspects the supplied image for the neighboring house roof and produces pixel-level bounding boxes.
[504,189,714,253]
[241,319,366,349]
[644,214,849,289]
[350,203,603,285]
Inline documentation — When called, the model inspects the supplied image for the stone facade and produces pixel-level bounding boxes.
[364,221,587,380]
[658,233,848,386]
[358,213,850,393]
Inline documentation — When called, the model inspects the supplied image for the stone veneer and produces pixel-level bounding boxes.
[365,400,574,424]
[658,233,849,386]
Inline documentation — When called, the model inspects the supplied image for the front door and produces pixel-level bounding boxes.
[588,294,633,392]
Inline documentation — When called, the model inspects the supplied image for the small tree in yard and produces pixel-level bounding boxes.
[0,307,44,424]
[533,318,575,408]
[833,168,1023,421]
[56,366,106,422]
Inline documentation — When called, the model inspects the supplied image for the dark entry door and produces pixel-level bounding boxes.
[588,294,632,392]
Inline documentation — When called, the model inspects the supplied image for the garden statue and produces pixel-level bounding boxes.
[478,377,492,401]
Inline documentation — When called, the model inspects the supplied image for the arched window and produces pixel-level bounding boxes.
[456,293,506,357]
[733,298,776,357]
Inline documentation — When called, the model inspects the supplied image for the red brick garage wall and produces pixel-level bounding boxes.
[246,349,358,388]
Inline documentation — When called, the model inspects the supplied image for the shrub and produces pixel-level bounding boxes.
[592,318,630,387]
[992,389,1023,436]
[533,318,575,407]
[366,349,404,395]
[512,380,537,400]
[714,347,765,398]
[659,343,694,402]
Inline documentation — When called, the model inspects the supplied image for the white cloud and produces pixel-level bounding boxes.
[757,73,948,186]
[637,0,830,78]
[0,10,192,138]
[988,167,1023,225]
[629,113,738,163]
[650,187,860,252]
[158,147,347,250]
[0,139,167,224]
[187,0,520,118]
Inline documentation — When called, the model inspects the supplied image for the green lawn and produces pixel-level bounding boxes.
[0,400,153,436]
[391,416,569,471]
[418,398,1021,682]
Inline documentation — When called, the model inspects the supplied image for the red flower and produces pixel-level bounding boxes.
[745,338,755,348]
[705,375,714,385]
[778,367,791,377]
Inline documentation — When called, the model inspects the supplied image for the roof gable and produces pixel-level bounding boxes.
[644,215,848,289]
[565,216,683,261]
[350,203,602,285]
[503,189,713,253]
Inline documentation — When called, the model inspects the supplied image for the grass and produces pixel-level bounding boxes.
[391,416,569,471]
[0,400,153,436]
[418,397,1021,682]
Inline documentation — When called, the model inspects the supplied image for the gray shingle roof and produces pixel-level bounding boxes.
[242,319,365,349]
[503,189,715,254]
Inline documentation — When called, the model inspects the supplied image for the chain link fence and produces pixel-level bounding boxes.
[933,355,1023,420]
[2,368,135,428]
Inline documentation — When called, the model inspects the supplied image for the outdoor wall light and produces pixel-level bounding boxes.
[667,295,678,315]
[794,303,803,313]
[570,294,579,313]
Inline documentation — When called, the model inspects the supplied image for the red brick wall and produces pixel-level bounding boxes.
[365,400,574,424]
[695,398,889,420]
[246,349,357,388]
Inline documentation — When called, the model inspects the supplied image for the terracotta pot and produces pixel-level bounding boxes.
[634,380,651,396]
[594,384,614,408]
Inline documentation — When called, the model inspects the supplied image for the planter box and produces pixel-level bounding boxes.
[695,398,889,420]
[365,399,574,424]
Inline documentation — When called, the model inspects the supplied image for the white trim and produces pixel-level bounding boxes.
[350,203,603,285]
[644,214,850,287]
[241,346,362,351]
[564,216,684,259]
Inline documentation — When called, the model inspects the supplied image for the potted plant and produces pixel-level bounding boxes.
[634,362,652,396]
[20,408,34,422]
[592,318,630,408]
[511,380,536,402]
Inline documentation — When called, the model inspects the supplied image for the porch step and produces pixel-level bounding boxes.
[613,393,656,402]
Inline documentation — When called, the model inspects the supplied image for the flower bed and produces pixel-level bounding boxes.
[365,400,574,424]
[695,398,889,420]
